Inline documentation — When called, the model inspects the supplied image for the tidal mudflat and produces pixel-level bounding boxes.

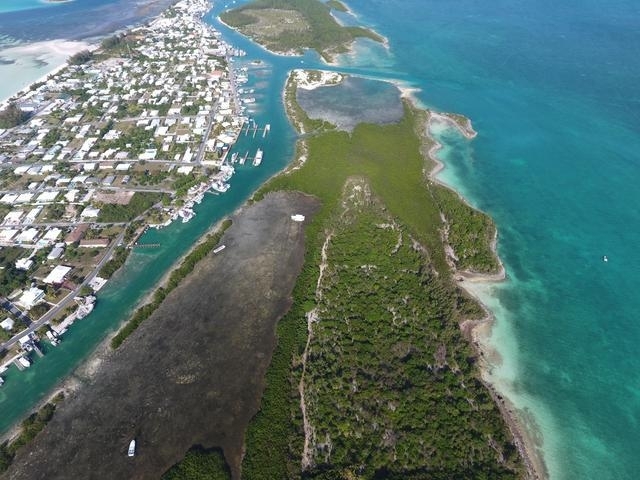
[3,192,319,480]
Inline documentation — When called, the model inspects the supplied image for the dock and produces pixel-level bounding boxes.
[242,122,270,138]
[132,243,161,249]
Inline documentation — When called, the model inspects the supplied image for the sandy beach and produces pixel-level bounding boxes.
[0,39,93,106]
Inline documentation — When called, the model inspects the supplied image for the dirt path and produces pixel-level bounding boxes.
[299,232,332,470]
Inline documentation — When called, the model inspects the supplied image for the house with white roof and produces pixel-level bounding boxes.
[15,228,39,244]
[0,318,14,331]
[15,258,33,271]
[43,265,72,284]
[16,287,45,310]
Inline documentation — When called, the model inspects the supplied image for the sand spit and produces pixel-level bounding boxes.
[3,192,320,480]
[293,68,343,90]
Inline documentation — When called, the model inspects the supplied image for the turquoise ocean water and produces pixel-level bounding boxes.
[2,0,640,478]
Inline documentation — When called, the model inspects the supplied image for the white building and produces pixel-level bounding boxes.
[80,206,100,218]
[43,265,72,284]
[15,228,39,244]
[17,287,45,310]
[0,318,14,331]
[42,228,62,243]
[47,245,64,260]
[15,258,33,271]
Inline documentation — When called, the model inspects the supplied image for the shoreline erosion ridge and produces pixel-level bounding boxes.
[0,0,547,478]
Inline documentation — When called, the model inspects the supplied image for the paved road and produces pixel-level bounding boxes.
[0,298,33,327]
[0,230,125,352]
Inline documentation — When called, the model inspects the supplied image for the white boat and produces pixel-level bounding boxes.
[0,376,4,386]
[213,245,226,254]
[211,180,230,193]
[128,439,136,457]
[18,356,31,368]
[76,296,96,319]
[253,148,263,167]
[178,207,195,223]
[46,330,59,346]
[603,255,608,262]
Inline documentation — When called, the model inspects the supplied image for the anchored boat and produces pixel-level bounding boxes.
[128,439,136,457]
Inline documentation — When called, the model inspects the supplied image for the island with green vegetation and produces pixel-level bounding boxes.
[220,0,384,62]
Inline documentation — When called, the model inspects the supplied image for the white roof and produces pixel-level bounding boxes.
[15,228,39,243]
[0,318,14,331]
[47,246,64,260]
[15,258,33,271]
[64,190,78,202]
[0,229,18,242]
[80,206,100,218]
[43,265,72,284]
[17,287,45,309]
[0,194,18,204]
[43,228,62,242]
[3,211,23,225]
[37,191,58,203]
[176,166,194,174]
[16,193,34,203]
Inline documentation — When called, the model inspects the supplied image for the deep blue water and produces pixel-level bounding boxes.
[1,0,640,478]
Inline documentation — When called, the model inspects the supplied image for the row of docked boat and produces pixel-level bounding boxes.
[0,295,98,386]
[229,147,264,167]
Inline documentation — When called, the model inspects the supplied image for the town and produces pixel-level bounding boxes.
[0,0,265,385]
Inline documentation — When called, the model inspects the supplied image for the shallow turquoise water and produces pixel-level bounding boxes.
[2,1,640,478]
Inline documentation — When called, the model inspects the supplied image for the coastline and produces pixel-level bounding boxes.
[423,109,547,480]
[0,0,546,476]
[0,39,94,106]
[217,7,387,66]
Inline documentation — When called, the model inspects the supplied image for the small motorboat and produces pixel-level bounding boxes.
[128,439,136,457]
